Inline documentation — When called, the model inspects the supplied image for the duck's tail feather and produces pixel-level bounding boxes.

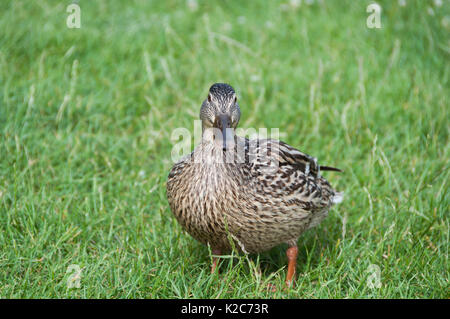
[332,192,344,204]
[320,165,343,173]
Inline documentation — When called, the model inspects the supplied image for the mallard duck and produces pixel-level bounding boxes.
[166,83,343,287]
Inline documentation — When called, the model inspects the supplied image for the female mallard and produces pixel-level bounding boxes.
[166,83,343,287]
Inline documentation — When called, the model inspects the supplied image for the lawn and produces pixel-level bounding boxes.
[0,0,448,298]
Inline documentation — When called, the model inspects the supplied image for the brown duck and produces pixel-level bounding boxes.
[166,83,343,287]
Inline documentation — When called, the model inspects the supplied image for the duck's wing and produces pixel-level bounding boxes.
[275,140,342,177]
[238,137,342,209]
[241,138,341,178]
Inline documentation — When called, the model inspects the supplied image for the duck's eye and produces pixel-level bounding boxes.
[234,96,237,103]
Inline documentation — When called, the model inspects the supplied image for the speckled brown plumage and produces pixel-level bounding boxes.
[166,83,343,285]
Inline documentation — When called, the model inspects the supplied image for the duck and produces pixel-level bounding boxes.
[166,83,343,287]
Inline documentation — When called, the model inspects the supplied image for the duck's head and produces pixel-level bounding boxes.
[200,83,241,150]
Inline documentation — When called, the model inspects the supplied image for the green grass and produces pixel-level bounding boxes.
[0,0,448,298]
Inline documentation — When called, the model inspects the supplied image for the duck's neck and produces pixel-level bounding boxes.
[201,127,236,147]
[197,129,239,165]
[201,127,216,145]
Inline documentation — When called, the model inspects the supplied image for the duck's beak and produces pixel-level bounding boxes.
[216,114,232,151]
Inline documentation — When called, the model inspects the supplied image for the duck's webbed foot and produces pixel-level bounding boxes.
[211,249,222,274]
[285,245,298,288]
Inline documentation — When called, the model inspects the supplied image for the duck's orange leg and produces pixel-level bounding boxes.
[211,249,222,274]
[285,246,298,287]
